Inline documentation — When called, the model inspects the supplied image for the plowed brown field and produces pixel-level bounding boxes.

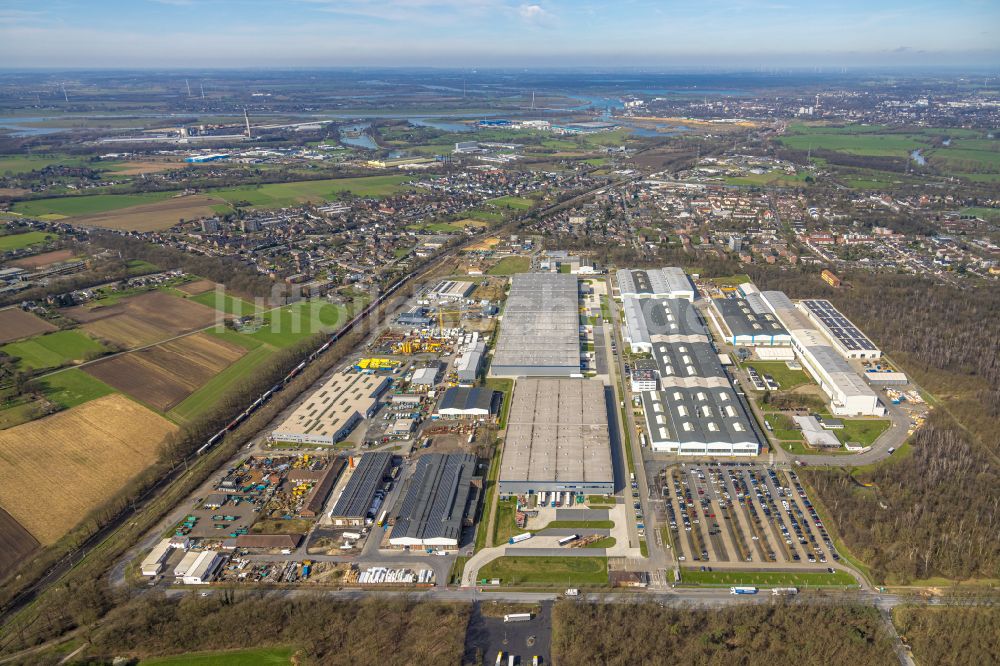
[0,308,57,344]
[69,194,228,232]
[83,332,245,411]
[176,279,217,295]
[66,291,219,348]
[9,249,76,269]
[0,394,176,544]
[0,507,39,582]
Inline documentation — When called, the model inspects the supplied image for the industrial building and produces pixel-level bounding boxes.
[435,387,499,420]
[616,267,695,301]
[173,550,221,585]
[490,273,581,377]
[140,539,173,577]
[709,296,791,347]
[388,453,480,549]
[498,378,614,496]
[427,279,476,301]
[642,388,758,456]
[272,369,390,445]
[621,294,761,456]
[299,458,347,517]
[620,295,704,354]
[329,452,393,526]
[798,299,882,359]
[760,291,885,417]
[410,363,441,387]
[454,340,486,384]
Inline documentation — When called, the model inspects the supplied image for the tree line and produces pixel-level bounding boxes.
[551,600,896,665]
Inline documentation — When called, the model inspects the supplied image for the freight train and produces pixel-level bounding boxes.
[195,276,408,456]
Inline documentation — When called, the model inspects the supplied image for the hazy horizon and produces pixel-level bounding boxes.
[1,0,998,69]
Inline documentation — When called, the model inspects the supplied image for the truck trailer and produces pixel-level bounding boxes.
[730,586,758,595]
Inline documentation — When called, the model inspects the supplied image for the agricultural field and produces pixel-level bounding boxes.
[0,393,176,544]
[67,291,219,348]
[11,192,173,219]
[0,329,106,371]
[8,248,76,269]
[83,332,247,412]
[0,507,39,582]
[175,279,217,296]
[0,153,90,174]
[169,341,272,423]
[65,194,229,231]
[0,307,58,343]
[190,290,261,317]
[35,368,117,409]
[486,256,531,275]
[680,568,857,587]
[0,230,56,251]
[204,175,412,209]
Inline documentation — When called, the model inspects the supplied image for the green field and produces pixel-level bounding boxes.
[206,175,411,209]
[833,418,891,446]
[139,647,296,665]
[245,301,354,348]
[0,231,55,250]
[488,195,534,210]
[12,192,173,218]
[745,361,811,390]
[725,171,810,187]
[0,154,88,175]
[961,207,1000,220]
[487,256,530,276]
[169,342,273,423]
[492,498,521,547]
[0,330,105,371]
[37,368,116,409]
[190,291,261,317]
[680,568,858,587]
[478,556,608,586]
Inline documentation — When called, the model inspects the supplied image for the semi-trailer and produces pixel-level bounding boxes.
[509,533,532,545]
[558,534,579,546]
[771,587,798,596]
[730,586,758,595]
[504,613,532,622]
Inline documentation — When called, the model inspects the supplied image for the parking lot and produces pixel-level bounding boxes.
[656,463,841,567]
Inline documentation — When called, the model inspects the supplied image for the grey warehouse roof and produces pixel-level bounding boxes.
[617,267,693,298]
[713,297,788,338]
[389,453,477,544]
[437,387,498,414]
[330,452,392,519]
[642,386,755,446]
[491,273,580,375]
[500,378,613,485]
[623,296,705,347]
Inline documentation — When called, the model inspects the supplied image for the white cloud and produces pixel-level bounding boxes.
[518,3,547,20]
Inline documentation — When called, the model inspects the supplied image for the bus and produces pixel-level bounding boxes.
[377,510,388,527]
[558,534,580,546]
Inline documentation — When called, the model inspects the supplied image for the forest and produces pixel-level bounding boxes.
[550,601,896,665]
[892,605,1000,666]
[17,593,470,665]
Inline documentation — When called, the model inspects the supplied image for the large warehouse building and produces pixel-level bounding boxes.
[490,273,581,377]
[388,453,480,549]
[760,291,885,417]
[708,296,791,347]
[498,378,614,496]
[626,296,760,456]
[272,369,389,445]
[617,267,695,301]
[798,299,882,360]
[329,452,393,526]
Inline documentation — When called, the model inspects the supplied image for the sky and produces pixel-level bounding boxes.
[0,0,998,69]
